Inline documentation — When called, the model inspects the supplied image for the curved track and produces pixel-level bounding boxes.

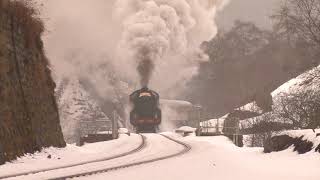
[50,134,191,180]
[0,134,146,180]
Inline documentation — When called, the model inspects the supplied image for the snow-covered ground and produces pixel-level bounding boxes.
[87,134,320,180]
[4,134,183,180]
[1,133,319,180]
[0,134,141,178]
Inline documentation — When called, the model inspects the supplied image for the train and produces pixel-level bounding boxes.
[129,87,162,133]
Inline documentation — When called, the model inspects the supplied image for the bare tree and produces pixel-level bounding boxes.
[203,21,271,63]
[241,112,289,147]
[272,0,320,47]
[274,89,320,130]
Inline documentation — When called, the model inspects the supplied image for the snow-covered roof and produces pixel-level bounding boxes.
[240,102,263,114]
[272,65,320,96]
[160,99,193,107]
[176,126,197,132]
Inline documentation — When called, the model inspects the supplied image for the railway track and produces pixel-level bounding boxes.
[1,134,191,180]
[50,134,191,180]
[0,134,146,180]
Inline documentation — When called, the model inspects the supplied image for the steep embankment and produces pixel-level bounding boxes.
[0,0,65,164]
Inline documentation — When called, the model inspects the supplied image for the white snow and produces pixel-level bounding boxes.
[272,77,303,96]
[81,134,320,180]
[160,99,193,107]
[3,134,184,180]
[56,77,111,143]
[0,134,141,178]
[272,65,320,96]
[1,133,319,180]
[118,128,129,134]
[240,102,263,113]
[176,126,197,132]
[277,129,320,149]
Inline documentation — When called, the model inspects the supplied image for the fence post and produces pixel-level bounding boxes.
[216,118,219,134]
[235,126,239,146]
[233,119,240,146]
[112,111,118,139]
[76,122,81,146]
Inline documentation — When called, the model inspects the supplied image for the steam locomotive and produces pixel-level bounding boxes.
[129,87,161,133]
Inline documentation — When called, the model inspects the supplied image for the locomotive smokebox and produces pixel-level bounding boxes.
[129,87,161,133]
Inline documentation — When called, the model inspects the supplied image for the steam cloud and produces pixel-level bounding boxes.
[39,0,228,98]
[37,0,228,133]
[114,0,229,90]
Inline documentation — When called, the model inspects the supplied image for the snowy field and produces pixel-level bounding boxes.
[0,133,319,180]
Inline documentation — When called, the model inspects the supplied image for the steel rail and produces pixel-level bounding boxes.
[50,134,191,180]
[0,134,146,180]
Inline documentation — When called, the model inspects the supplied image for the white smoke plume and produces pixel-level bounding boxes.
[36,0,228,133]
[38,0,126,99]
[113,0,229,94]
[38,0,228,99]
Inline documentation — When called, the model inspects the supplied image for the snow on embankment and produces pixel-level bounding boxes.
[264,129,320,154]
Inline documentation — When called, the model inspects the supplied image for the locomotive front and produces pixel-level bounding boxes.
[129,87,161,133]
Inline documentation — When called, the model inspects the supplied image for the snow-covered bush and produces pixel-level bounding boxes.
[273,71,320,130]
[264,129,320,154]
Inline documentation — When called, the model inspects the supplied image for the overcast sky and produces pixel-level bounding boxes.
[216,0,282,30]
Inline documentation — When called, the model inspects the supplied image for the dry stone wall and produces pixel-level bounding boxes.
[0,1,65,164]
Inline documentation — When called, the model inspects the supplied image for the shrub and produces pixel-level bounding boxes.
[274,89,320,130]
